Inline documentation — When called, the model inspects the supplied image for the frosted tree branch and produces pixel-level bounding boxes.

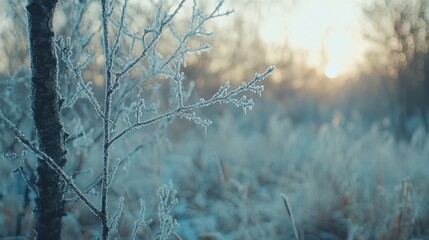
[107,66,274,145]
[113,0,186,86]
[55,36,105,119]
[109,196,125,232]
[100,0,115,238]
[13,165,37,195]
[110,0,128,69]
[182,66,274,111]
[64,175,101,203]
[159,0,233,72]
[130,199,152,240]
[0,110,101,219]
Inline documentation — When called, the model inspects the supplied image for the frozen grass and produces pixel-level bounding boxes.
[1,104,429,239]
[161,109,429,240]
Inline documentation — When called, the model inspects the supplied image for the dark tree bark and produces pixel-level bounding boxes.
[26,0,67,239]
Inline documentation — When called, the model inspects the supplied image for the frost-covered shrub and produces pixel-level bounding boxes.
[0,0,273,239]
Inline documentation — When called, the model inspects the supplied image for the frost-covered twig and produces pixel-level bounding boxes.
[113,0,186,84]
[0,110,101,219]
[55,36,105,119]
[67,141,146,204]
[110,0,128,69]
[159,0,233,71]
[281,194,300,240]
[65,175,102,203]
[130,199,152,240]
[65,122,99,144]
[100,0,114,238]
[109,196,125,232]
[184,66,274,112]
[108,66,274,145]
[108,108,177,146]
[13,166,37,195]
[152,181,179,240]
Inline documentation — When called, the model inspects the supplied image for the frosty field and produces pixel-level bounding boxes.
[2,103,428,239]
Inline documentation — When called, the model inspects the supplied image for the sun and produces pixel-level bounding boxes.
[324,62,341,78]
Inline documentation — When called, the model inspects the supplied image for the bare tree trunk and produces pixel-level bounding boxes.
[26,0,67,239]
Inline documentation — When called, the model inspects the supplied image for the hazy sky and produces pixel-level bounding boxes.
[256,0,368,77]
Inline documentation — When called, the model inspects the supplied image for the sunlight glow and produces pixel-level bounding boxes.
[280,0,366,76]
[324,62,341,78]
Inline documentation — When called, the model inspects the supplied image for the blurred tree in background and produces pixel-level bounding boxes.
[363,0,429,138]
